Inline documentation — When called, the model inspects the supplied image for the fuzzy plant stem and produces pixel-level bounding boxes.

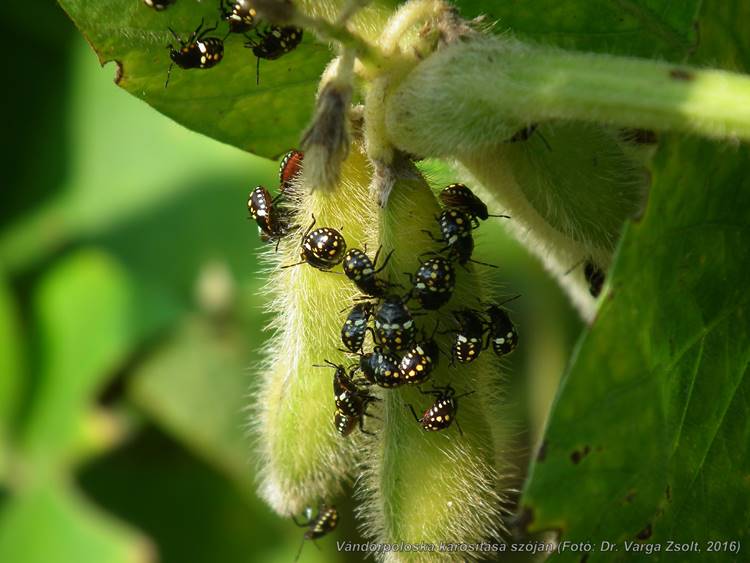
[385,36,750,156]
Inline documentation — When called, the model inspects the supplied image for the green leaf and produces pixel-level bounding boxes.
[522,135,750,558]
[55,0,333,158]
[128,317,260,493]
[0,35,273,274]
[522,2,750,556]
[20,249,177,468]
[0,483,151,563]
[454,0,701,60]
[0,274,23,481]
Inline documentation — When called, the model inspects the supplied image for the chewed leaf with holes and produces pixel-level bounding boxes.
[56,0,395,158]
[453,0,701,61]
[521,135,750,560]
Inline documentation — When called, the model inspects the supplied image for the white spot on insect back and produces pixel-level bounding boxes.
[198,42,207,53]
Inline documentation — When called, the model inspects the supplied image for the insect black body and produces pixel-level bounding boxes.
[439,184,490,221]
[279,149,304,193]
[321,360,377,418]
[247,185,275,235]
[437,208,474,245]
[293,505,339,561]
[144,0,174,10]
[584,260,605,297]
[399,336,440,385]
[334,410,358,437]
[508,124,539,143]
[341,303,373,353]
[247,186,291,247]
[409,385,473,433]
[423,208,485,266]
[220,0,257,34]
[410,256,455,310]
[486,305,518,357]
[245,26,303,83]
[166,20,224,88]
[284,216,347,271]
[342,247,393,298]
[359,347,404,388]
[451,309,487,364]
[373,295,415,352]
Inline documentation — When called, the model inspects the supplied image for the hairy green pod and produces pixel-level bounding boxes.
[357,158,512,560]
[458,123,648,319]
[255,146,377,515]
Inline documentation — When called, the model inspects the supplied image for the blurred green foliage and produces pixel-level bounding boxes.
[0,3,580,562]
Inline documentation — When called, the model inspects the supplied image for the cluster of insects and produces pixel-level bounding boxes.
[144,0,303,87]
[245,159,522,551]
[247,168,522,439]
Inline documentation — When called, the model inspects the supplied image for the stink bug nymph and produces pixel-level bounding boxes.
[399,332,440,385]
[373,294,416,352]
[424,209,495,268]
[245,26,303,84]
[334,409,358,437]
[408,385,474,433]
[439,183,509,222]
[486,303,519,357]
[341,302,373,353]
[247,185,274,233]
[165,19,224,88]
[451,309,487,364]
[279,149,304,193]
[409,255,455,310]
[318,360,378,418]
[283,215,347,271]
[584,260,605,297]
[293,505,339,561]
[247,186,291,248]
[359,347,404,388]
[220,0,257,35]
[342,246,394,298]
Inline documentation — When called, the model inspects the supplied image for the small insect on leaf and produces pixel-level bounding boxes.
[165,19,224,88]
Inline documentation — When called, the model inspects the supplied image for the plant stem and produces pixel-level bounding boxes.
[385,37,750,157]
[509,48,750,140]
[293,10,388,71]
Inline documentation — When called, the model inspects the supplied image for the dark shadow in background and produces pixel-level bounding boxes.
[1,4,74,225]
